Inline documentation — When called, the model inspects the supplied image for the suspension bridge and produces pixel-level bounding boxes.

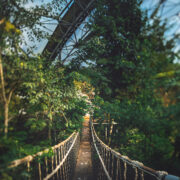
[7,115,180,180]
[4,1,180,179]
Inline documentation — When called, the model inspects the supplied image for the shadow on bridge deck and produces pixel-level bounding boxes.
[73,115,93,180]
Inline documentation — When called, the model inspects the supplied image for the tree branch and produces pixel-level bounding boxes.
[7,87,15,104]
[61,111,68,123]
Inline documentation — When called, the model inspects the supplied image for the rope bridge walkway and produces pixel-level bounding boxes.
[7,116,180,180]
[73,115,93,180]
[8,132,80,180]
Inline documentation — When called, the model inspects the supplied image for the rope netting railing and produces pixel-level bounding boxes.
[90,118,180,180]
[6,131,80,180]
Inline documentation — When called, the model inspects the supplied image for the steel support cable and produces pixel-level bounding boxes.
[58,0,74,20]
[90,119,172,180]
[43,132,79,180]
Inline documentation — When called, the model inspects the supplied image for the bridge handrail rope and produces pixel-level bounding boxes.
[8,131,80,180]
[90,118,180,180]
[43,132,79,180]
[91,119,112,180]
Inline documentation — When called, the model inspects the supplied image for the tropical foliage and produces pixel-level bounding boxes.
[72,0,180,176]
[0,0,180,178]
[0,1,89,177]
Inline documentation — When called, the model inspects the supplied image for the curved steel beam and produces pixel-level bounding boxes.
[43,0,94,62]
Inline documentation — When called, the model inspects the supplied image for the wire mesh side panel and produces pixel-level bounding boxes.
[6,132,80,180]
[90,119,169,180]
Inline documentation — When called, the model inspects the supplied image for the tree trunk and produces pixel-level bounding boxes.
[48,119,52,141]
[4,102,9,135]
[48,124,51,141]
[0,48,9,136]
[48,114,53,142]
[108,113,113,145]
[108,121,114,146]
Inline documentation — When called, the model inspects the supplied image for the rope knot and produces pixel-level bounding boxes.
[121,155,129,160]
[157,171,168,179]
[132,160,144,167]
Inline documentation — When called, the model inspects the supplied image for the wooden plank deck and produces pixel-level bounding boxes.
[73,115,93,180]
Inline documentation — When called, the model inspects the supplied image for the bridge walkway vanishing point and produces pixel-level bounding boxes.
[7,115,180,180]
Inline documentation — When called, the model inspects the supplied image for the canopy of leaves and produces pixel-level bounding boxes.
[72,0,180,176]
[0,1,90,178]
